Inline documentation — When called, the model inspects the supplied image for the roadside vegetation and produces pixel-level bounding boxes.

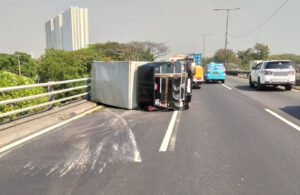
[0,41,169,121]
[0,71,48,122]
[0,41,169,83]
[203,43,300,70]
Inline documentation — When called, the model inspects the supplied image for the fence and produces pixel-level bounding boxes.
[0,78,90,119]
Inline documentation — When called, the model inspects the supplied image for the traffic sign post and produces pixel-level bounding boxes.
[189,53,202,65]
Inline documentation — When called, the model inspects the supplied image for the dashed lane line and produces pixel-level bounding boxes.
[265,108,300,132]
[159,111,179,152]
[221,84,232,90]
[168,111,182,151]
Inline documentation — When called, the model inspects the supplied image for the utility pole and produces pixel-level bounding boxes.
[214,8,239,67]
[17,54,21,76]
[198,34,212,65]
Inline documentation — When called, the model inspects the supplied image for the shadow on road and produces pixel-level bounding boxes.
[281,106,300,120]
[235,85,285,92]
[203,82,222,84]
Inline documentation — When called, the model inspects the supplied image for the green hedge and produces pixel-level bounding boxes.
[0,71,48,122]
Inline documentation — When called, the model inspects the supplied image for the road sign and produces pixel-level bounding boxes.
[189,53,202,65]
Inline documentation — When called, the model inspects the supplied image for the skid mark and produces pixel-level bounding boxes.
[46,164,59,176]
[104,109,142,162]
[23,109,142,177]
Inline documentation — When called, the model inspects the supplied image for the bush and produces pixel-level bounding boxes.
[0,71,48,122]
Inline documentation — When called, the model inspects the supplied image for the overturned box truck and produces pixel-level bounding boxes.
[91,60,192,111]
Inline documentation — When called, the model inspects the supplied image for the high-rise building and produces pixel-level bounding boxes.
[45,6,89,51]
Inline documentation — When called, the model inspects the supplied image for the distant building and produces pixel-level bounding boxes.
[45,6,89,51]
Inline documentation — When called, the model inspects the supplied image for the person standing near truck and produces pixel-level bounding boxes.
[184,57,193,109]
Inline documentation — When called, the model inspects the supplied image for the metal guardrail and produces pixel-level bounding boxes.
[226,70,250,77]
[0,78,89,93]
[0,78,90,118]
[226,70,300,86]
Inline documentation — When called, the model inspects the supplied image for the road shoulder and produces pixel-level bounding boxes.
[0,99,99,148]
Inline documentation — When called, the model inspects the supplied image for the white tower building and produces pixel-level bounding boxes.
[45,6,89,51]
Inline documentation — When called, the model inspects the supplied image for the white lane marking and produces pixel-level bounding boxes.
[221,84,232,90]
[159,111,178,152]
[168,111,182,151]
[0,106,105,155]
[265,109,300,132]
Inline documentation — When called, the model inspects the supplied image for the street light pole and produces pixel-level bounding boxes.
[198,34,212,65]
[214,8,239,67]
[17,54,21,76]
[202,34,206,63]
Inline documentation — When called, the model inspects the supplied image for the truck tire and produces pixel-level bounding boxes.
[285,85,292,91]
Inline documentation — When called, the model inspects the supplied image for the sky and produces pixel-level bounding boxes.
[0,0,299,59]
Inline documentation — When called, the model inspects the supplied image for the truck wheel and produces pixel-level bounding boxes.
[249,76,254,87]
[222,80,225,84]
[285,85,292,91]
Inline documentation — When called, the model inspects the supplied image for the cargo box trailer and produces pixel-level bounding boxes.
[91,61,149,109]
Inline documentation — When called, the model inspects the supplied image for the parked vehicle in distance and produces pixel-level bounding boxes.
[204,62,226,83]
[192,65,204,88]
[249,60,296,90]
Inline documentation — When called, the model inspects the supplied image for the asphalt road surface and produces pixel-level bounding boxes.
[0,76,300,195]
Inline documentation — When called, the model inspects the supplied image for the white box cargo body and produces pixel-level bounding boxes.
[91,61,149,109]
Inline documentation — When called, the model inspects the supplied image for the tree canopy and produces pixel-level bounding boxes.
[0,41,170,83]
[213,49,240,65]
[0,52,38,79]
[237,43,270,69]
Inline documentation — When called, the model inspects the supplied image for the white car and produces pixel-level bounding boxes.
[249,60,296,90]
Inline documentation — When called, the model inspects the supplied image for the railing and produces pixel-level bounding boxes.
[226,71,300,86]
[226,70,250,78]
[0,78,90,118]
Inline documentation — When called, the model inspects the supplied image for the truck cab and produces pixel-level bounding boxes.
[192,65,204,88]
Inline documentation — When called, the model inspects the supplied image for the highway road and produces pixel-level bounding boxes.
[0,76,300,195]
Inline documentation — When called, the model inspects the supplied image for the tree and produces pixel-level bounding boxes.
[236,43,270,70]
[252,43,269,60]
[237,48,254,66]
[0,52,38,79]
[141,41,169,60]
[87,41,162,61]
[89,42,126,61]
[213,49,239,64]
[38,49,88,82]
